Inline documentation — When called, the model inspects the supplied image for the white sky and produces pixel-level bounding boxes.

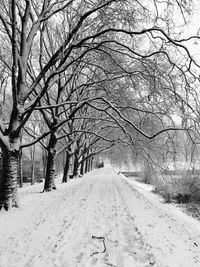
[181,2,200,63]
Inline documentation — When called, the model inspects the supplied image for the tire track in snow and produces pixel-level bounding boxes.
[115,175,200,267]
[54,175,115,267]
[30,181,95,267]
[112,177,157,267]
[113,180,158,267]
[52,171,158,267]
[0,179,93,267]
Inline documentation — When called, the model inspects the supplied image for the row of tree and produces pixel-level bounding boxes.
[0,0,200,210]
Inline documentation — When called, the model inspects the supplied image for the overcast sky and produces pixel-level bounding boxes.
[182,2,200,63]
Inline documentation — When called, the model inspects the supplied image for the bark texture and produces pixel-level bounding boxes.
[80,157,85,176]
[62,150,71,183]
[18,148,23,188]
[31,144,36,185]
[0,148,19,210]
[85,157,89,173]
[42,148,47,179]
[73,151,79,177]
[43,133,57,192]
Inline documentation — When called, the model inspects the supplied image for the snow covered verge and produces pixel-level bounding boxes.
[0,168,200,267]
[120,173,200,266]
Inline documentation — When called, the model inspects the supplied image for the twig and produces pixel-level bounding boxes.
[91,236,106,256]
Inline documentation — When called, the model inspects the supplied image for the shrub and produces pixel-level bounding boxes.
[141,162,156,184]
[153,170,200,203]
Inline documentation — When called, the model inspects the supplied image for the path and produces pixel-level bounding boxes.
[0,168,200,267]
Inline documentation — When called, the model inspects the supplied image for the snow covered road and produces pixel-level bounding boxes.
[0,167,200,267]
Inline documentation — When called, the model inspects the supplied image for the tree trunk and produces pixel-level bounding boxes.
[88,157,91,172]
[31,144,36,185]
[43,133,57,192]
[62,151,71,183]
[85,156,89,173]
[72,151,79,177]
[89,157,93,171]
[0,147,20,210]
[0,153,2,184]
[80,156,85,176]
[18,148,23,188]
[42,147,47,179]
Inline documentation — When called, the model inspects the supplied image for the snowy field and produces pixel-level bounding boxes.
[0,167,200,267]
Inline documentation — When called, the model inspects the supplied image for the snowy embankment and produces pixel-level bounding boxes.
[0,168,200,267]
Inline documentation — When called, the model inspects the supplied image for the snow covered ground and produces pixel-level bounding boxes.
[0,167,200,267]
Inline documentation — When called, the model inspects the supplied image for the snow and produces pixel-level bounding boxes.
[0,167,200,266]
